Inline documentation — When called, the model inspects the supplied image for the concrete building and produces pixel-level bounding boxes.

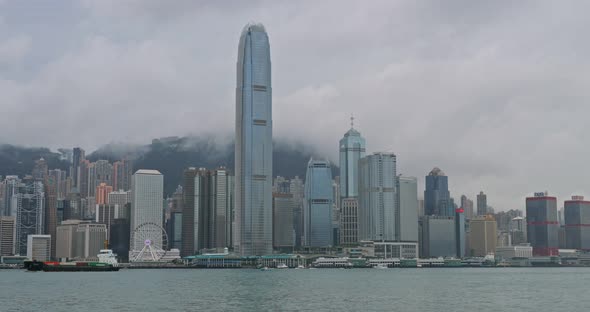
[87,160,113,197]
[398,176,419,242]
[469,215,497,257]
[424,167,451,216]
[564,196,590,251]
[272,193,295,251]
[358,153,397,241]
[340,198,359,246]
[130,170,164,253]
[56,220,107,260]
[419,216,456,258]
[0,216,16,256]
[476,191,487,216]
[339,117,366,198]
[496,244,533,260]
[234,23,273,256]
[95,183,113,205]
[113,159,133,191]
[526,193,559,256]
[26,234,50,261]
[304,159,333,247]
[460,195,474,220]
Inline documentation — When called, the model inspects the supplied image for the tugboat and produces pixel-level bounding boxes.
[24,249,120,272]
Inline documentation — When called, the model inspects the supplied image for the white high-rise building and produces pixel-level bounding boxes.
[398,176,419,242]
[130,170,164,252]
[235,23,273,256]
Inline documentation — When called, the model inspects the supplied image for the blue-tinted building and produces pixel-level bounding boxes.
[235,23,273,256]
[339,120,366,198]
[424,167,452,216]
[304,159,333,247]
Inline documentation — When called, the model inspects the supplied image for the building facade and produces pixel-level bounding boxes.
[15,180,45,256]
[564,196,590,251]
[476,191,487,216]
[340,198,359,246]
[398,176,419,242]
[469,215,497,257]
[339,121,366,198]
[234,23,273,256]
[26,234,51,261]
[272,193,295,250]
[424,167,451,216]
[526,193,559,256]
[0,216,16,256]
[130,170,164,253]
[419,215,456,258]
[358,153,397,241]
[304,159,334,247]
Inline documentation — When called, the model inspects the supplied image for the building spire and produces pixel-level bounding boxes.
[350,113,355,129]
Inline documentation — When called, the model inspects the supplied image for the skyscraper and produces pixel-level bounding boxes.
[398,176,419,242]
[340,198,359,246]
[339,117,366,198]
[424,167,451,216]
[15,180,45,256]
[113,159,133,191]
[460,195,474,220]
[358,153,397,241]
[526,193,559,256]
[564,195,590,251]
[235,23,273,256]
[0,216,16,256]
[477,191,487,216]
[96,183,113,205]
[71,147,85,190]
[304,159,334,247]
[130,170,164,254]
[469,215,497,257]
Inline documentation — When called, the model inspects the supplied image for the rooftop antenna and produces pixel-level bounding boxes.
[350,113,355,129]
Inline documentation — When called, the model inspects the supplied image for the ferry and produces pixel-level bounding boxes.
[24,249,119,272]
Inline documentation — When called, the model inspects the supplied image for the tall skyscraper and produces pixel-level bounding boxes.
[564,195,590,251]
[455,208,466,258]
[526,193,559,256]
[87,160,113,197]
[398,176,419,242]
[272,193,296,251]
[2,176,20,216]
[113,159,133,191]
[32,158,48,181]
[469,215,497,257]
[71,147,85,190]
[234,23,273,256]
[477,191,487,216]
[290,176,305,247]
[130,170,164,253]
[304,159,334,247]
[44,173,58,258]
[15,180,45,256]
[358,153,397,241]
[339,117,366,198]
[424,167,451,216]
[460,195,474,220]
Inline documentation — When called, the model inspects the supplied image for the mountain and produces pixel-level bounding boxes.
[0,144,70,178]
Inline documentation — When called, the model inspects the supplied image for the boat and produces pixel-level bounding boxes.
[295,265,305,269]
[24,249,120,272]
[276,263,288,269]
[260,266,271,271]
[373,263,388,269]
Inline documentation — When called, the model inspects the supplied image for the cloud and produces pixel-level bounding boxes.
[1,0,589,211]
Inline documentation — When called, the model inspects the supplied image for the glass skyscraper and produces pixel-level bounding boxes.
[304,159,334,247]
[339,121,366,198]
[424,167,452,216]
[235,23,273,256]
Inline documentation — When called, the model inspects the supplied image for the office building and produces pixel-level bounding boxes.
[234,23,273,256]
[0,216,16,256]
[71,147,85,190]
[476,191,487,216]
[1,176,20,216]
[526,193,559,256]
[358,153,397,241]
[273,193,296,251]
[96,183,113,205]
[290,176,305,247]
[56,220,107,260]
[460,195,474,219]
[79,160,90,198]
[424,167,451,216]
[455,208,466,258]
[340,198,359,246]
[469,215,497,257]
[564,196,590,251]
[15,180,45,256]
[130,170,164,253]
[304,159,333,247]
[339,117,366,198]
[419,216,456,258]
[26,234,50,261]
[398,176,419,242]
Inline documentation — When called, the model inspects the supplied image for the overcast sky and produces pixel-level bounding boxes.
[1,0,589,211]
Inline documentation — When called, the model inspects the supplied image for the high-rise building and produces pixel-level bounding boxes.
[26,234,50,261]
[108,190,131,207]
[304,159,333,247]
[64,190,82,221]
[110,219,130,262]
[1,176,20,216]
[290,176,304,247]
[339,117,366,198]
[210,168,234,250]
[130,170,164,253]
[469,215,497,257]
[272,193,295,251]
[476,191,487,216]
[526,193,559,256]
[48,169,68,200]
[44,173,58,258]
[234,23,273,256]
[419,215,456,258]
[455,208,466,258]
[15,180,45,256]
[113,159,133,191]
[79,160,90,198]
[510,216,527,245]
[87,160,113,197]
[398,176,419,242]
[56,220,107,260]
[96,183,113,205]
[340,198,359,246]
[424,167,451,216]
[0,216,16,256]
[358,153,397,241]
[71,147,85,190]
[564,196,590,251]
[460,195,474,220]
[32,158,48,181]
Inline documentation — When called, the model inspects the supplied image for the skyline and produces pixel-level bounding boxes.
[2,1,590,212]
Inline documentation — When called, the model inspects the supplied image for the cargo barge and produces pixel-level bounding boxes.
[23,249,120,272]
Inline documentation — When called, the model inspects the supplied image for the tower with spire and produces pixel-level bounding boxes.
[339,114,366,198]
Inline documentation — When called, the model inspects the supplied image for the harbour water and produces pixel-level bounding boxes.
[1,268,589,311]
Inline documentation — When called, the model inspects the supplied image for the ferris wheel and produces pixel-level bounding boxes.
[130,222,169,262]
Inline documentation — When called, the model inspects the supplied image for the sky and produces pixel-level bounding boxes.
[1,0,589,212]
